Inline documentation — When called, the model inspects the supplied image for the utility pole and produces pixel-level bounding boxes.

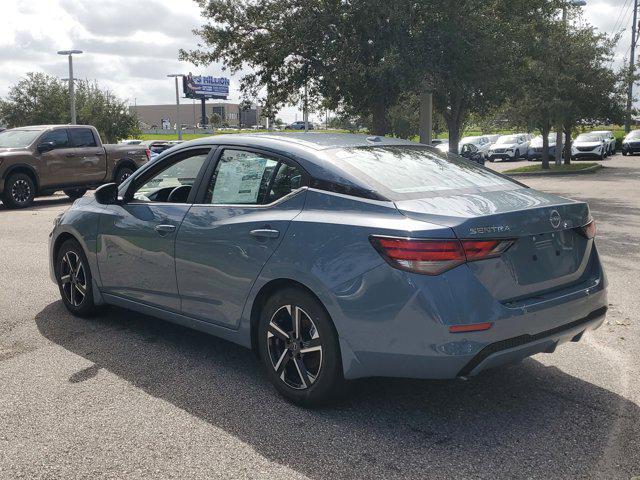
[167,74,183,140]
[57,50,82,124]
[626,0,639,133]
[303,82,309,133]
[419,90,433,145]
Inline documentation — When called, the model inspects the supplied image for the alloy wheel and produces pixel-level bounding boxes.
[267,305,323,390]
[59,251,88,307]
[11,179,31,204]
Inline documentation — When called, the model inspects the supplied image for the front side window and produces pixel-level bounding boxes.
[40,129,70,149]
[205,149,303,205]
[69,128,97,147]
[132,149,210,203]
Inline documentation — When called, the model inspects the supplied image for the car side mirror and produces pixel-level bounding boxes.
[37,141,56,153]
[95,183,119,205]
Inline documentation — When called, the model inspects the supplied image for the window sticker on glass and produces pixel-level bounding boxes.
[211,151,277,204]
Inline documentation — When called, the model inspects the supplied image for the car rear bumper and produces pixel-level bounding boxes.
[335,247,607,380]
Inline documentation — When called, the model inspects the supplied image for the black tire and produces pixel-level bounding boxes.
[63,188,87,200]
[600,149,605,160]
[258,287,344,406]
[55,239,97,317]
[622,149,628,156]
[115,166,134,185]
[2,172,35,209]
[489,158,494,163]
[514,149,520,161]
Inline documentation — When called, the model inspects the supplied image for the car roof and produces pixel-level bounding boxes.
[155,133,426,201]
[178,132,416,151]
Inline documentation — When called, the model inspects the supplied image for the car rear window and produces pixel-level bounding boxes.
[327,146,517,200]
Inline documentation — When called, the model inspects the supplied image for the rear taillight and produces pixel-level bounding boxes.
[370,236,515,275]
[579,219,596,239]
[145,148,151,160]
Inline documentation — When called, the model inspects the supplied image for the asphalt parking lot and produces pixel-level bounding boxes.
[0,154,638,479]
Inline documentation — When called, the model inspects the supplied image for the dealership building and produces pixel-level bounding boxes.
[130,102,265,128]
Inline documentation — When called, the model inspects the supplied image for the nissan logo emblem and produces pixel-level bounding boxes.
[550,210,562,229]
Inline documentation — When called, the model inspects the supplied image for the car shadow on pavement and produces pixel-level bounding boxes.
[0,196,73,211]
[35,301,640,479]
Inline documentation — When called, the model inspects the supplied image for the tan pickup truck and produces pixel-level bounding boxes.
[0,124,149,208]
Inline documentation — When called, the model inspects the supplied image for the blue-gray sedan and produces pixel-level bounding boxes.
[49,133,607,405]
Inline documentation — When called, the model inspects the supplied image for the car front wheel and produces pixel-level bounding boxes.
[2,173,35,209]
[56,239,97,317]
[258,287,344,406]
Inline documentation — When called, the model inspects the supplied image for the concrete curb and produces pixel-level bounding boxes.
[505,164,603,177]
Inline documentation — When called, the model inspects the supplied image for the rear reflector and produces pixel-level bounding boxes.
[579,219,596,239]
[370,236,515,275]
[449,322,493,333]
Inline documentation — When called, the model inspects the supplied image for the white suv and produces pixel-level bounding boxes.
[590,130,616,155]
[488,134,530,162]
[459,135,492,159]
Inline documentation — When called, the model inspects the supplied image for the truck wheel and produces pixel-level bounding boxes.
[2,173,35,209]
[115,166,134,185]
[63,188,87,200]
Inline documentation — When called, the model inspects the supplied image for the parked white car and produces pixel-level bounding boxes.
[571,132,608,160]
[591,130,616,155]
[459,135,492,159]
[488,134,530,161]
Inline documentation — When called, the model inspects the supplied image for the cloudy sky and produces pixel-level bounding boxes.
[1,0,634,122]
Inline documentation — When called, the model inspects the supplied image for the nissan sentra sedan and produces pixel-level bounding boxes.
[49,133,607,405]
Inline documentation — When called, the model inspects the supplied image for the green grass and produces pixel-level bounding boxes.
[503,162,599,174]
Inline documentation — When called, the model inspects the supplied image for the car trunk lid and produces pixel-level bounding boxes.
[395,187,592,301]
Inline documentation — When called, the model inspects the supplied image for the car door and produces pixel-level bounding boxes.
[175,147,307,328]
[68,128,107,183]
[37,128,78,188]
[96,147,213,311]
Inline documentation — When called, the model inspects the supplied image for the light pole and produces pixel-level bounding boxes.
[555,0,586,165]
[626,0,638,133]
[167,74,183,140]
[57,50,82,124]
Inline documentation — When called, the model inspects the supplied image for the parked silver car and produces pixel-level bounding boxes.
[488,134,530,162]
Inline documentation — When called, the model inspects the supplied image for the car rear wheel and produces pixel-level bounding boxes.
[2,173,35,209]
[600,149,605,160]
[258,287,344,406]
[115,166,134,185]
[63,188,87,200]
[56,239,97,317]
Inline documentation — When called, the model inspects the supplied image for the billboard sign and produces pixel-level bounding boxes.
[183,74,230,100]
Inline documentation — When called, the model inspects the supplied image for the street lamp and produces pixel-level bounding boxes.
[57,50,83,124]
[167,74,184,140]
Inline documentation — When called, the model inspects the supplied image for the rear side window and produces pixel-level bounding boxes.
[327,146,516,199]
[40,129,69,149]
[205,149,303,205]
[69,128,97,147]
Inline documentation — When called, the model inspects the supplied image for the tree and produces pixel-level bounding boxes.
[0,72,140,142]
[210,112,222,127]
[180,0,419,135]
[413,0,563,153]
[557,26,622,164]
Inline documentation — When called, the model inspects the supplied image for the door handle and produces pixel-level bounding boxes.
[155,224,176,236]
[65,153,75,157]
[250,228,280,239]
